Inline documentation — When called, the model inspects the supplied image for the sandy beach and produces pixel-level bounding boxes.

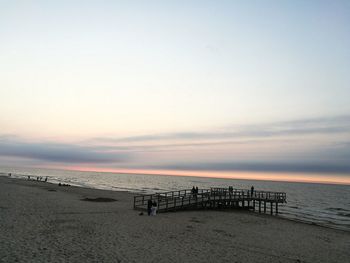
[0,176,349,263]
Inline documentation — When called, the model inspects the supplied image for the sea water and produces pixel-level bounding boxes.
[1,167,349,232]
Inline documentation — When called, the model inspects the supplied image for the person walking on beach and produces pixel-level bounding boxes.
[147,199,153,216]
[251,186,254,197]
[151,201,157,216]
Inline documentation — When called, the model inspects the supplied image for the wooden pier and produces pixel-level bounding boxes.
[134,187,286,215]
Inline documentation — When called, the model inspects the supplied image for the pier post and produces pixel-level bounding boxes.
[158,196,160,211]
[276,202,278,214]
[264,201,266,213]
[259,200,261,213]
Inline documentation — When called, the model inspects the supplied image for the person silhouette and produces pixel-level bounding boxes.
[229,186,233,193]
[151,201,157,216]
[147,199,153,216]
[191,186,196,197]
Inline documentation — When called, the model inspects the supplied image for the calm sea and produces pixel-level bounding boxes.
[1,167,349,232]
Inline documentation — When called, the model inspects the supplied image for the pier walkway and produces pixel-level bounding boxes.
[134,187,286,215]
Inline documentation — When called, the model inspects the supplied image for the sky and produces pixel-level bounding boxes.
[0,1,350,184]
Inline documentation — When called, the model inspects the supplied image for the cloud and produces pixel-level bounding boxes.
[0,138,130,164]
[1,115,349,171]
[91,115,350,144]
[151,161,350,174]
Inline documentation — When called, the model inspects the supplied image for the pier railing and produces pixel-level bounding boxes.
[210,187,286,202]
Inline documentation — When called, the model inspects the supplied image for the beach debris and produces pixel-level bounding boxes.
[81,197,117,202]
[58,183,71,186]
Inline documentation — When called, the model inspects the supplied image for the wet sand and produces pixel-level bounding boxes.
[0,176,349,263]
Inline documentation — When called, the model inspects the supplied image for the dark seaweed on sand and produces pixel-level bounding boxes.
[81,197,117,202]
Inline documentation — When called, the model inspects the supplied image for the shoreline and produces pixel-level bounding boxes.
[1,175,349,262]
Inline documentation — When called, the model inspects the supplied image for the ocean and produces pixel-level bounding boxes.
[1,167,349,232]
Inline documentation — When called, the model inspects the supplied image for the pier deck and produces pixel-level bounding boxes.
[134,187,286,215]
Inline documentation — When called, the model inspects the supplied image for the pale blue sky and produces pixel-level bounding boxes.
[0,1,349,180]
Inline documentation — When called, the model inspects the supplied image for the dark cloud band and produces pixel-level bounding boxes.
[151,161,350,174]
[0,140,129,164]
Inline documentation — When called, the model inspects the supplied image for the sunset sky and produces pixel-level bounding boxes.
[1,1,349,184]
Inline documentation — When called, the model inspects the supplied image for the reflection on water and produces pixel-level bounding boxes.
[1,167,349,232]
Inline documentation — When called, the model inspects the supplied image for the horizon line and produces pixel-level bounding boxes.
[25,165,350,186]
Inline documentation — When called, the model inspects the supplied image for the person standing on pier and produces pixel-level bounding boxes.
[251,186,254,197]
[191,186,196,197]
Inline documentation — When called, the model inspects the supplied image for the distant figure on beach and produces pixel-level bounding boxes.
[251,186,254,197]
[44,177,48,182]
[37,177,39,181]
[151,201,157,216]
[147,199,153,216]
[28,176,30,180]
[191,186,195,195]
[195,186,199,195]
[8,173,11,177]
